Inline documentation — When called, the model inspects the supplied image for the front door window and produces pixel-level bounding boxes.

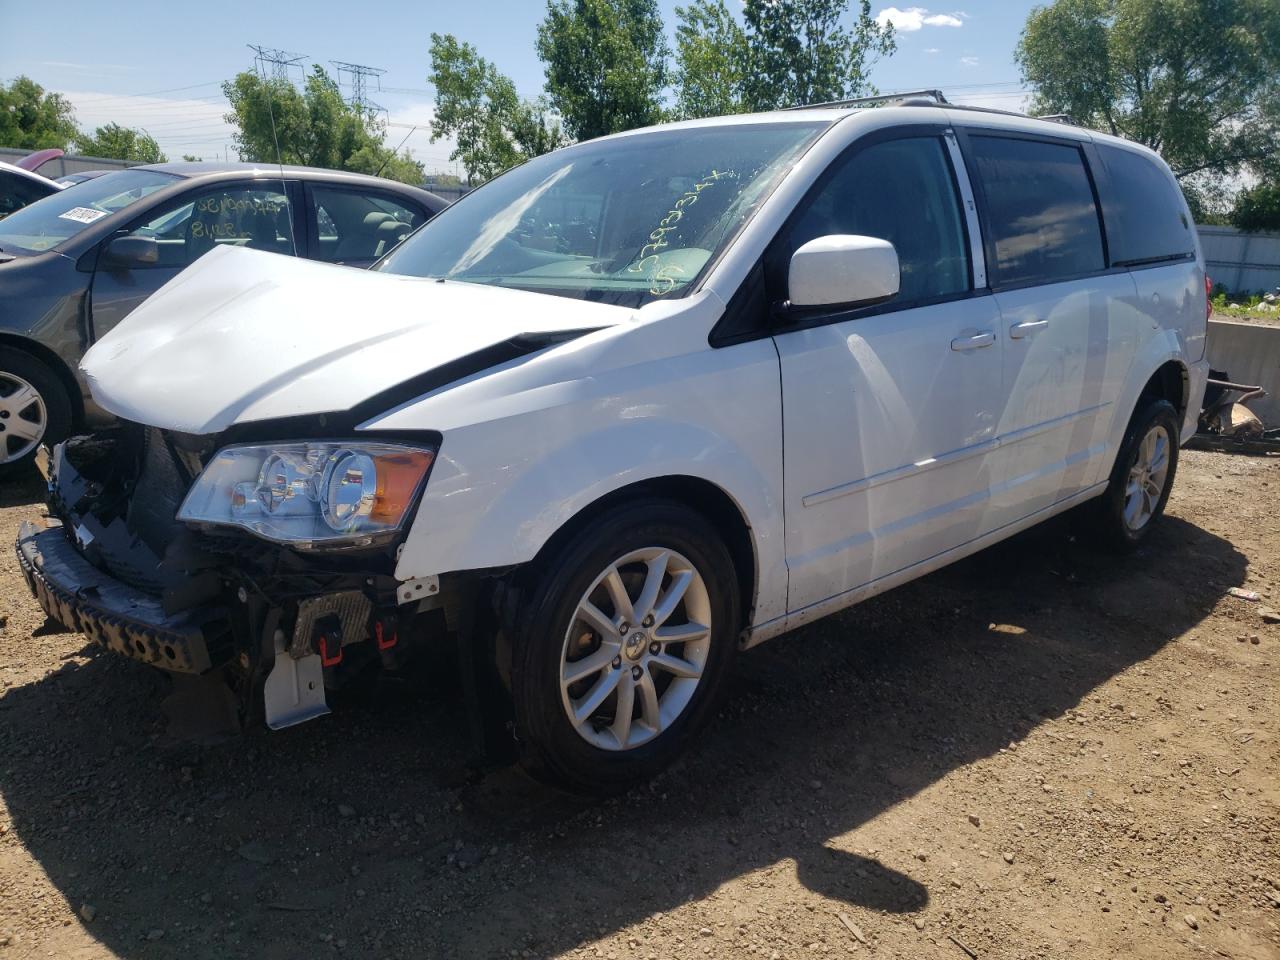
[125,184,296,268]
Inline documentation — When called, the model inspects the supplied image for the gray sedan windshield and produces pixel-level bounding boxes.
[0,169,179,253]
[377,122,827,307]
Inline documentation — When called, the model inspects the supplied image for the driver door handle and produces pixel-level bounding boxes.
[1009,318,1049,339]
[951,331,995,351]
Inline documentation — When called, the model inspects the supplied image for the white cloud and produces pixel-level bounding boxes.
[951,90,1032,112]
[60,90,237,161]
[875,7,965,31]
[58,89,459,175]
[960,56,980,66]
[925,47,941,54]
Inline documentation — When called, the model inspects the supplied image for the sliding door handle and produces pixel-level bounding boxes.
[951,331,995,351]
[1009,318,1049,339]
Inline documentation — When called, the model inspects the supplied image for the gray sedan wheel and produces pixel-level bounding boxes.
[0,348,73,478]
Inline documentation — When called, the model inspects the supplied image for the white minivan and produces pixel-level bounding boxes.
[18,95,1209,791]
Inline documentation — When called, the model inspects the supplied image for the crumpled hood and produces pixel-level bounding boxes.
[81,245,628,434]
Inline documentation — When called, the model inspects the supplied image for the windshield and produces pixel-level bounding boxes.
[0,169,180,253]
[376,122,827,307]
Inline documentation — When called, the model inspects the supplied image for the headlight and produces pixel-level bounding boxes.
[177,441,436,548]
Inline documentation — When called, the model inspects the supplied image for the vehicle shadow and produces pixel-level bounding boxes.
[0,512,1246,959]
[0,470,44,508]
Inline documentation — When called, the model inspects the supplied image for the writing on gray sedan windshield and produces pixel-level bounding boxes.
[376,122,827,307]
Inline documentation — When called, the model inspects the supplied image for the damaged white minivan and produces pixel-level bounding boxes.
[18,94,1210,791]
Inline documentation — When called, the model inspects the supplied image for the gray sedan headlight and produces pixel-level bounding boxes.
[177,441,436,548]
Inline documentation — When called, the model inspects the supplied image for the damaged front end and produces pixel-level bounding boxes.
[17,423,458,730]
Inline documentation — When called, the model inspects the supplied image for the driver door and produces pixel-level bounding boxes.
[89,180,298,341]
[772,131,1006,613]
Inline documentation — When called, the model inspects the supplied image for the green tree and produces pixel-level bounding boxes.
[672,0,895,118]
[673,0,749,119]
[74,122,166,163]
[428,32,567,182]
[222,66,423,184]
[0,76,78,150]
[741,0,894,111]
[1231,182,1280,233]
[536,0,670,140]
[1016,0,1280,206]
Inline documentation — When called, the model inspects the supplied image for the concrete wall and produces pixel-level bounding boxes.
[0,147,137,178]
[1198,225,1280,295]
[1206,319,1280,426]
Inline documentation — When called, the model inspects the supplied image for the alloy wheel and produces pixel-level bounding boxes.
[559,547,712,751]
[0,372,47,465]
[1123,423,1171,531]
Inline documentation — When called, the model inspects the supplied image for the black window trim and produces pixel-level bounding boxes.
[953,127,1120,295]
[710,122,982,346]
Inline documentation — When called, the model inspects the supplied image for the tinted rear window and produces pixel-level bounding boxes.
[1097,145,1194,266]
[970,136,1105,287]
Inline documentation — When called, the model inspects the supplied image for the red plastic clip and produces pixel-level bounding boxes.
[318,632,343,667]
[375,620,398,651]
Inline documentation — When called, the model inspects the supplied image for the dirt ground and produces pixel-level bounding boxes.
[1,449,1278,960]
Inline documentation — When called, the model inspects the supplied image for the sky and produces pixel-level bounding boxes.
[0,0,1036,174]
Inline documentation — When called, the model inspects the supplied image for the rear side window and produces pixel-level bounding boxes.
[0,171,52,220]
[780,136,970,303]
[1097,145,1194,266]
[969,136,1105,287]
[312,186,425,265]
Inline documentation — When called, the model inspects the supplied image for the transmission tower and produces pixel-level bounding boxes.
[247,44,307,83]
[331,61,387,114]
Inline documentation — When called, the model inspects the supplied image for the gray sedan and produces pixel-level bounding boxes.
[0,162,446,474]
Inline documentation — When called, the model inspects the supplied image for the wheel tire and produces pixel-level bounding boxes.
[1091,399,1181,552]
[0,347,73,480]
[508,498,740,794]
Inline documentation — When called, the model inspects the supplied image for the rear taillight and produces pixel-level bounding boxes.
[1206,275,1213,320]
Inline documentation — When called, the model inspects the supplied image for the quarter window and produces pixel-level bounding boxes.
[1097,145,1194,265]
[781,136,971,304]
[969,136,1105,287]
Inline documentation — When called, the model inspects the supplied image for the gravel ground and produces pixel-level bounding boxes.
[1,449,1278,960]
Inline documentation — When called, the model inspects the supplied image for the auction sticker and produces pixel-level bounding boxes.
[58,206,109,224]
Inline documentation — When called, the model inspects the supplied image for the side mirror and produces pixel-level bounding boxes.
[101,235,159,269]
[788,235,900,309]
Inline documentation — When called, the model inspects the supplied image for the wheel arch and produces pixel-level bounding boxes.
[0,333,85,426]
[523,475,759,634]
[1137,358,1190,422]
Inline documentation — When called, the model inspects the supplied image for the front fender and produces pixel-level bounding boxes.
[389,333,788,628]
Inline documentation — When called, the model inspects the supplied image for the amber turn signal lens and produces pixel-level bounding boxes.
[371,450,434,524]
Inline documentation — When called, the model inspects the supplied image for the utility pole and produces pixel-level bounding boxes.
[248,44,307,83]
[331,61,387,114]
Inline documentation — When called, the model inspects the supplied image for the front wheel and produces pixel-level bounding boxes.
[1091,399,1181,551]
[508,499,740,793]
[0,348,73,479]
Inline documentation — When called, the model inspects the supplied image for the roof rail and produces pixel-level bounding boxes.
[782,88,950,111]
[784,90,1083,130]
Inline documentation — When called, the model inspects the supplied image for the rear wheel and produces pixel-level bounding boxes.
[1091,399,1180,551]
[0,348,72,479]
[509,499,740,793]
